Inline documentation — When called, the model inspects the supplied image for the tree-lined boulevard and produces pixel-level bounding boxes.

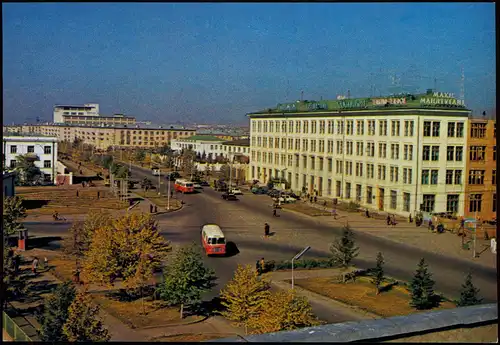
[24,163,497,305]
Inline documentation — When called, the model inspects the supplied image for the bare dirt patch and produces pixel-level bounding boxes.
[293,276,456,318]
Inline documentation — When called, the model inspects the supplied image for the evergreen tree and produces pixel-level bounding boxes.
[62,290,110,342]
[329,224,359,268]
[409,258,440,310]
[457,272,483,307]
[247,289,319,334]
[38,281,76,342]
[220,265,271,332]
[156,243,217,319]
[2,244,26,308]
[371,252,385,295]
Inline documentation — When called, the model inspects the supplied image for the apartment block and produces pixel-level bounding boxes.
[247,91,470,217]
[464,119,497,221]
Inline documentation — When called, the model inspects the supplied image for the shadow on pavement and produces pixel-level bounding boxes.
[27,236,64,250]
[224,241,240,257]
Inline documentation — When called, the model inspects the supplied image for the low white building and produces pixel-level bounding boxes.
[53,103,99,123]
[221,139,250,161]
[171,135,226,159]
[3,135,58,184]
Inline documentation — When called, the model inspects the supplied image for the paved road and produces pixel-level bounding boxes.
[24,165,497,322]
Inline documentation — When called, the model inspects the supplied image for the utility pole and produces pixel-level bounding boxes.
[167,176,171,210]
[473,210,477,258]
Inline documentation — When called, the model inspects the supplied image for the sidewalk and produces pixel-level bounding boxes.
[284,198,497,269]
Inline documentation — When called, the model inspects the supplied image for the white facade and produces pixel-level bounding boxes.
[171,136,226,159]
[248,110,469,217]
[3,136,59,183]
[53,103,99,123]
[221,140,250,159]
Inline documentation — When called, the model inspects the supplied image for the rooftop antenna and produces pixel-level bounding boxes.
[301,90,304,101]
[460,66,465,102]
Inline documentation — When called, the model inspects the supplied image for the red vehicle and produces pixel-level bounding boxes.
[174,179,194,193]
[201,224,226,256]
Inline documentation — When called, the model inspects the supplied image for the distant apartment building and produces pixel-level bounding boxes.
[3,135,58,183]
[171,135,227,159]
[62,114,136,126]
[248,90,470,217]
[221,139,250,162]
[53,103,99,123]
[4,124,195,150]
[464,119,497,221]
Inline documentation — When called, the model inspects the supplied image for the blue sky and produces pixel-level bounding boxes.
[2,3,496,125]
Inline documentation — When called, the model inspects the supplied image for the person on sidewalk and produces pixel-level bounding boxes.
[44,257,49,270]
[264,223,270,238]
[386,215,391,226]
[32,257,39,276]
[260,258,266,273]
[273,209,278,217]
[332,208,338,219]
[149,204,153,213]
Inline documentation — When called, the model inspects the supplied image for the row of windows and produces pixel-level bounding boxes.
[468,170,497,185]
[468,145,497,161]
[9,145,52,154]
[10,160,52,168]
[469,193,497,213]
[253,119,467,138]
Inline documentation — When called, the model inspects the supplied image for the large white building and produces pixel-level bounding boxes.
[53,103,99,123]
[247,91,470,217]
[171,135,251,161]
[3,135,58,184]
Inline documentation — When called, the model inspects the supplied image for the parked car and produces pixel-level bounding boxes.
[194,183,203,189]
[274,195,296,203]
[222,193,238,201]
[200,181,210,186]
[230,188,242,195]
[251,187,268,194]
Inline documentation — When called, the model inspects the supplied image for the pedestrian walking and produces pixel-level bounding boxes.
[154,205,158,213]
[150,204,153,213]
[256,260,261,274]
[386,215,391,226]
[260,258,266,272]
[264,223,270,238]
[273,209,277,217]
[332,208,338,219]
[314,196,317,203]
[32,257,39,275]
[81,181,85,188]
[365,209,370,218]
[14,255,20,273]
[44,257,49,270]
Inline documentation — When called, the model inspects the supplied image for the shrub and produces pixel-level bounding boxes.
[272,258,338,271]
[346,201,360,212]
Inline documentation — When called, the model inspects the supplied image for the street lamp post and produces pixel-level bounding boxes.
[167,176,171,210]
[291,246,311,289]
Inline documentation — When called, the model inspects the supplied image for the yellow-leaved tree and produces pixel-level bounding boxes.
[220,264,271,333]
[62,289,110,342]
[82,213,171,293]
[248,289,319,334]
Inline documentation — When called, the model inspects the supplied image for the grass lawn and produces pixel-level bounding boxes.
[17,186,128,215]
[92,293,203,329]
[150,333,227,342]
[134,191,182,211]
[282,202,331,217]
[293,276,456,318]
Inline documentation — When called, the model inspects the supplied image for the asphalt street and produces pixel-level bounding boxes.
[24,164,498,322]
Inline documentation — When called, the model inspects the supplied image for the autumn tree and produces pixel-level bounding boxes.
[63,212,112,266]
[82,213,171,294]
[409,258,440,310]
[3,196,27,237]
[371,252,385,295]
[457,272,483,307]
[38,281,76,342]
[134,149,146,163]
[220,264,271,333]
[329,224,359,268]
[248,289,319,334]
[14,154,42,184]
[157,243,217,319]
[180,149,196,176]
[62,290,110,342]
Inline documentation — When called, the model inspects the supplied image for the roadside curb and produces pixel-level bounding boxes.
[280,206,333,218]
[270,279,381,320]
[139,315,209,330]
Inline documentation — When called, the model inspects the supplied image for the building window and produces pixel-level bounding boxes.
[470,123,486,138]
[447,122,455,137]
[494,146,497,161]
[468,170,485,185]
[422,146,430,161]
[356,184,362,202]
[430,170,439,184]
[422,169,430,184]
[27,146,35,153]
[455,146,463,161]
[431,146,439,161]
[44,160,51,168]
[456,122,464,137]
[446,170,453,185]
[432,122,440,137]
[390,190,397,209]
[379,120,387,136]
[345,182,351,199]
[447,195,459,214]
[493,194,497,212]
[44,146,52,154]
[403,193,410,212]
[391,120,400,136]
[423,121,431,137]
[493,170,497,185]
[469,194,482,212]
[469,146,486,161]
[454,170,462,185]
[361,186,371,205]
[446,146,454,161]
[10,160,16,168]
[422,194,436,213]
[10,146,17,154]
